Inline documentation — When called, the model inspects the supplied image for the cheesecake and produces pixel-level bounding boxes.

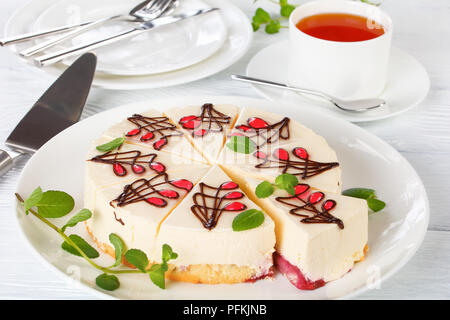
[155,165,276,284]
[84,103,369,289]
[242,178,368,290]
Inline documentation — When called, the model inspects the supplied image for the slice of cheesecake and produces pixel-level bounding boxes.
[242,178,368,290]
[102,109,205,162]
[154,165,276,284]
[85,166,210,263]
[164,103,240,163]
[220,107,342,193]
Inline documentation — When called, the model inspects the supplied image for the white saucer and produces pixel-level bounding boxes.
[33,0,227,76]
[5,0,252,90]
[15,96,428,299]
[246,41,430,122]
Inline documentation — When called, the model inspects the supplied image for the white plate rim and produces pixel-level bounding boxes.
[4,0,253,90]
[246,40,431,123]
[14,95,430,300]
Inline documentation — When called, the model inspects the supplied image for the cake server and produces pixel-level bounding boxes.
[0,52,97,177]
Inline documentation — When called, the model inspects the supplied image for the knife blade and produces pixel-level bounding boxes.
[34,8,219,67]
[0,52,97,177]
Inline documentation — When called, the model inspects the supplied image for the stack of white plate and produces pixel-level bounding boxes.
[5,0,252,89]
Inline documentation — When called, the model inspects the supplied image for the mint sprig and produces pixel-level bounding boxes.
[96,137,125,152]
[148,244,178,289]
[16,188,179,292]
[342,187,386,213]
[232,209,265,231]
[255,181,275,198]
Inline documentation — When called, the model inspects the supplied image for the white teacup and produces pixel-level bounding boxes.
[288,0,392,100]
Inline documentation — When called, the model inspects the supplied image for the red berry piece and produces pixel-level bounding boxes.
[224,202,246,211]
[126,128,140,137]
[180,115,201,129]
[150,162,166,173]
[158,189,179,199]
[113,163,127,176]
[132,164,145,174]
[293,147,309,160]
[236,125,252,132]
[224,191,244,199]
[145,197,167,207]
[309,192,324,204]
[153,137,167,150]
[254,151,267,159]
[273,148,289,161]
[248,117,269,129]
[294,184,310,195]
[140,132,154,142]
[221,181,238,190]
[322,199,336,211]
[170,179,193,191]
[229,132,243,137]
[193,129,207,137]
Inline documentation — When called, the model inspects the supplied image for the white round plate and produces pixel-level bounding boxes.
[14,96,429,300]
[246,41,430,123]
[5,0,251,90]
[33,0,227,76]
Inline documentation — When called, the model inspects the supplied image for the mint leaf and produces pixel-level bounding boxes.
[226,136,256,154]
[367,198,386,212]
[125,249,149,272]
[280,4,295,17]
[162,244,178,262]
[342,188,376,200]
[62,234,99,258]
[61,209,92,232]
[255,181,274,198]
[148,264,166,289]
[253,8,271,24]
[23,186,43,215]
[96,137,125,152]
[265,20,281,34]
[36,190,74,218]
[96,273,120,291]
[232,209,265,231]
[109,233,125,267]
[275,174,298,195]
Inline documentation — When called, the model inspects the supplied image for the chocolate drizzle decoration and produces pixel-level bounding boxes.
[179,103,231,138]
[191,181,247,230]
[125,114,183,150]
[276,184,344,229]
[90,150,166,177]
[111,173,193,209]
[234,117,290,149]
[255,147,339,180]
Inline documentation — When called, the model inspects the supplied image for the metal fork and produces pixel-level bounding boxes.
[19,0,175,57]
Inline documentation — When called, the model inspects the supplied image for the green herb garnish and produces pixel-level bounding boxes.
[342,187,386,213]
[226,136,256,154]
[255,173,299,198]
[15,188,179,292]
[96,137,125,152]
[232,209,265,231]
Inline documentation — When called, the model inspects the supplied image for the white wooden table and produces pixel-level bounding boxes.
[0,0,449,299]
